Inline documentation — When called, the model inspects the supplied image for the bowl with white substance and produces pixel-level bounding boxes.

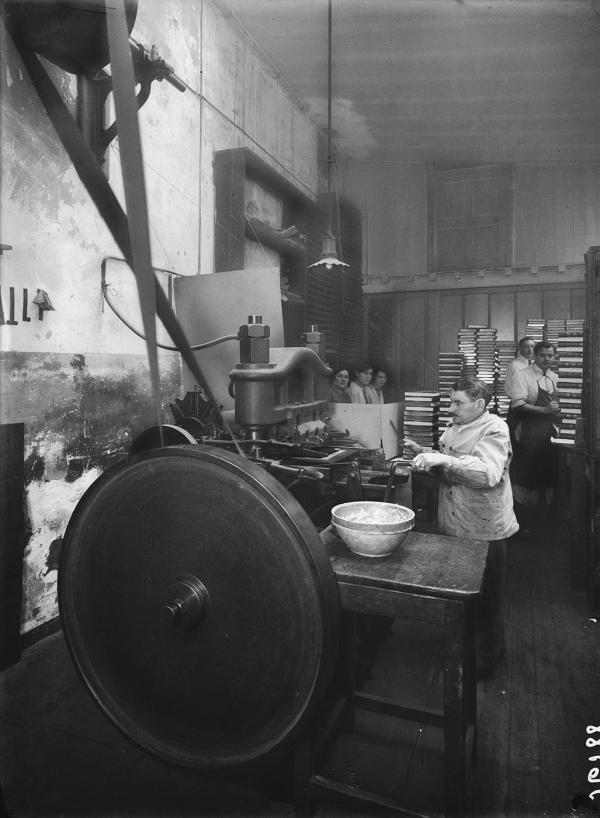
[331,501,415,557]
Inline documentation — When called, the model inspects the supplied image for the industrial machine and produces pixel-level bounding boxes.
[58,315,410,803]
[4,0,408,803]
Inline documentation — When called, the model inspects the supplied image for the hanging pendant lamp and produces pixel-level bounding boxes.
[308,0,348,272]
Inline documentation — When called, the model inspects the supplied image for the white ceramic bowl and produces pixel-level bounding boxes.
[331,501,415,558]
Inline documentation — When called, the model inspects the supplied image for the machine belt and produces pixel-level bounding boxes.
[105,0,160,423]
[9,12,243,452]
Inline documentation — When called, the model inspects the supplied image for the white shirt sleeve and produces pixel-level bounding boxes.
[444,428,510,488]
[510,369,531,408]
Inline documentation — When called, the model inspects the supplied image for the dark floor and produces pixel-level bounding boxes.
[1,513,599,818]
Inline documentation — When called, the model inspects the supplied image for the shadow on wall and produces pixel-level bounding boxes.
[0,350,181,634]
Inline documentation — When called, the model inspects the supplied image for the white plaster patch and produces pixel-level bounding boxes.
[27,431,68,481]
[305,96,377,159]
[22,467,103,632]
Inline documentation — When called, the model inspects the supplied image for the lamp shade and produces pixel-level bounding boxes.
[308,233,349,271]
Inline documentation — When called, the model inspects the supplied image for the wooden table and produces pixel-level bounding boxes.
[296,526,490,817]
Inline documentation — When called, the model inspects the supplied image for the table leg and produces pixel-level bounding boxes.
[443,600,467,817]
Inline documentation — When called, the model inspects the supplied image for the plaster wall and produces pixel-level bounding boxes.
[0,0,323,633]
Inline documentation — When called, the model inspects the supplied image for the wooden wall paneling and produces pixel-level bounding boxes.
[533,168,558,267]
[464,292,489,327]
[367,297,394,375]
[490,290,516,340]
[397,293,426,391]
[581,166,600,253]
[513,166,537,267]
[439,293,464,352]
[573,165,590,260]
[542,288,574,320]
[425,290,441,391]
[571,287,586,320]
[554,168,577,266]
[515,289,543,338]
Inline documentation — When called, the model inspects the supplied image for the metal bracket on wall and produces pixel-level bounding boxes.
[77,40,186,167]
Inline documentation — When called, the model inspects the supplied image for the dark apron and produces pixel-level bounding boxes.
[510,384,559,490]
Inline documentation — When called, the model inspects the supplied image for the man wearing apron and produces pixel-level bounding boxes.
[509,341,561,514]
[405,378,518,679]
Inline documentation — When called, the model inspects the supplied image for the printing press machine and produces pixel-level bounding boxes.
[58,318,488,816]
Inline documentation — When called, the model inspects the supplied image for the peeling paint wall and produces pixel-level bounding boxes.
[0,0,323,634]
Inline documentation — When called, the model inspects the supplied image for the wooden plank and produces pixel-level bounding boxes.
[354,691,444,728]
[311,774,431,817]
[337,582,444,623]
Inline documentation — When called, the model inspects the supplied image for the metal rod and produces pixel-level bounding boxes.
[327,0,333,232]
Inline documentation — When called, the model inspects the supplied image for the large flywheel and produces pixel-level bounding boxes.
[58,445,340,771]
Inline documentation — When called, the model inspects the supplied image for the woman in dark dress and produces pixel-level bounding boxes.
[329,364,351,403]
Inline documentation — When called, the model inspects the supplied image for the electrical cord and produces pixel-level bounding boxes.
[102,282,239,351]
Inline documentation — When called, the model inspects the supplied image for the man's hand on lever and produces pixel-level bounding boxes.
[412,452,452,472]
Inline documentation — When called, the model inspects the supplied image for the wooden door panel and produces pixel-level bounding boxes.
[471,223,504,268]
[434,166,512,272]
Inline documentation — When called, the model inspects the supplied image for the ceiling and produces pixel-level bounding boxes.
[224,0,600,166]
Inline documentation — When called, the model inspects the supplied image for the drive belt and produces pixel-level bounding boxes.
[8,3,243,451]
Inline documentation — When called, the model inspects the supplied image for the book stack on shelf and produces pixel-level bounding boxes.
[496,341,516,417]
[437,352,463,425]
[402,392,441,456]
[476,326,499,394]
[458,325,501,412]
[565,318,585,335]
[525,318,546,343]
[555,324,585,445]
[545,319,566,349]
[457,327,478,378]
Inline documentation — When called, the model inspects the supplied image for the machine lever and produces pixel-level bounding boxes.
[383,461,410,504]
[260,460,325,481]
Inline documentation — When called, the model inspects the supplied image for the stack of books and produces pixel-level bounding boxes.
[457,328,478,378]
[476,327,498,389]
[556,326,585,444]
[437,352,463,425]
[402,392,441,456]
[566,318,585,335]
[545,319,566,349]
[526,318,546,343]
[495,341,516,417]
